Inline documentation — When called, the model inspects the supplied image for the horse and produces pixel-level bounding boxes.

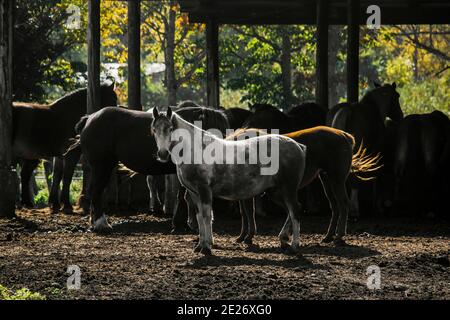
[12,83,118,213]
[392,110,450,218]
[245,102,326,133]
[327,82,403,217]
[228,126,380,246]
[242,102,328,215]
[74,105,229,233]
[151,107,307,255]
[146,103,252,229]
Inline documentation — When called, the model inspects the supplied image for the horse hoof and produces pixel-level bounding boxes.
[243,236,253,245]
[235,235,245,243]
[200,247,212,256]
[333,238,347,247]
[149,208,164,216]
[62,206,74,214]
[193,243,202,253]
[321,235,334,243]
[283,245,300,255]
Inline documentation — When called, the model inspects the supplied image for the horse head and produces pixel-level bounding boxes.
[99,80,118,108]
[370,82,403,123]
[151,107,174,163]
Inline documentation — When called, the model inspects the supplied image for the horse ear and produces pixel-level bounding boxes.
[153,107,159,118]
[373,81,381,88]
[167,107,173,119]
[392,82,397,89]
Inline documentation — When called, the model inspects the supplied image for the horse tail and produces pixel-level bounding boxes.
[331,107,350,130]
[350,140,383,181]
[75,115,89,134]
[63,115,89,156]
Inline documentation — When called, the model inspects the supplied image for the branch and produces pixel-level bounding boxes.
[232,26,280,51]
[393,25,450,61]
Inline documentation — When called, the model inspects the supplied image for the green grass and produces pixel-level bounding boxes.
[0,284,46,300]
[33,174,83,207]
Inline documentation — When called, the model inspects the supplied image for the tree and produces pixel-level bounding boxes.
[141,1,205,105]
[13,0,84,102]
[220,25,316,109]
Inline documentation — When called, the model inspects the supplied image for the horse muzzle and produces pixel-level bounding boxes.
[157,150,170,163]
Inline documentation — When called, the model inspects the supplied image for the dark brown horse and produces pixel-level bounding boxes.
[12,83,118,212]
[230,126,380,246]
[244,102,326,134]
[392,110,450,218]
[327,82,403,217]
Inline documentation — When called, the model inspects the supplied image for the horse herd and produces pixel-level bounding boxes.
[11,81,450,255]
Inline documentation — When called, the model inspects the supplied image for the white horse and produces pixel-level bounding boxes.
[151,107,307,255]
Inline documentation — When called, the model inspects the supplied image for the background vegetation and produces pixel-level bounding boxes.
[14,1,448,114]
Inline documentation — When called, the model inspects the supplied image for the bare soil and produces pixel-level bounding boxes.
[0,208,449,300]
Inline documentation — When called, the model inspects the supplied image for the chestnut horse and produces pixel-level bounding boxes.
[12,83,118,212]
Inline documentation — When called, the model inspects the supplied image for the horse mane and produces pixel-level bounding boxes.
[13,101,49,109]
[225,128,268,140]
[176,106,230,134]
[50,87,88,107]
[252,103,281,113]
[177,100,203,109]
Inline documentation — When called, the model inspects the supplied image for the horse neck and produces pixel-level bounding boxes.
[360,92,389,123]
[50,90,86,115]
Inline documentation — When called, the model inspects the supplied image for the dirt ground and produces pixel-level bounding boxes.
[0,208,449,300]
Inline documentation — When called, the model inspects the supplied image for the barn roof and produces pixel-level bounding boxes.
[177,0,450,25]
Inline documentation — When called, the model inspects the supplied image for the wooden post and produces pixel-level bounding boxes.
[347,0,360,103]
[0,0,17,217]
[128,0,141,110]
[87,0,101,114]
[315,0,328,108]
[206,19,219,108]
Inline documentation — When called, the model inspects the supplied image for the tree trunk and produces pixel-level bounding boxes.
[280,29,293,110]
[413,26,419,82]
[328,25,340,108]
[0,0,17,218]
[165,1,177,106]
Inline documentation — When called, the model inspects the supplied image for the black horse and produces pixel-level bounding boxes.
[12,84,117,212]
[327,82,404,217]
[74,105,229,232]
[392,110,450,218]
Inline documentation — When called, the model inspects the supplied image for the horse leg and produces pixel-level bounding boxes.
[185,191,198,232]
[164,174,179,217]
[333,180,351,245]
[48,157,63,213]
[283,191,302,253]
[146,175,163,215]
[349,187,359,219]
[236,200,250,243]
[244,198,256,244]
[187,190,207,254]
[20,159,40,208]
[319,172,340,243]
[43,159,53,193]
[60,147,81,214]
[79,160,91,215]
[90,162,115,233]
[191,186,214,255]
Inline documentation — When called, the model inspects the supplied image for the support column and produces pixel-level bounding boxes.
[128,0,141,110]
[0,0,17,217]
[347,0,360,103]
[315,0,328,108]
[87,0,101,114]
[206,19,219,108]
